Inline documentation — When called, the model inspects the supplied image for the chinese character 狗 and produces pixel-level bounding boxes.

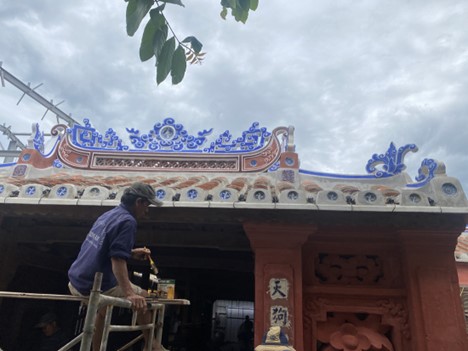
[270,306,289,327]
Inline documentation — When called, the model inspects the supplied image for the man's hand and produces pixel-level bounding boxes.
[111,257,148,311]
[131,247,151,261]
[126,293,147,312]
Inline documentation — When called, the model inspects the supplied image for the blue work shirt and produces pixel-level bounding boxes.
[68,204,137,295]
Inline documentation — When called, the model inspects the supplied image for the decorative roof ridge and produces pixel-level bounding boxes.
[0,120,462,194]
[15,119,289,173]
[63,118,278,154]
[299,142,446,189]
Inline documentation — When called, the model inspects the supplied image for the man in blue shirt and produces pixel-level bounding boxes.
[68,182,164,351]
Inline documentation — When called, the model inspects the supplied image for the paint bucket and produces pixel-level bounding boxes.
[158,279,175,299]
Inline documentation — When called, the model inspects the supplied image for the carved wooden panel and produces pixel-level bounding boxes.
[303,296,410,351]
[305,250,403,288]
[315,254,384,285]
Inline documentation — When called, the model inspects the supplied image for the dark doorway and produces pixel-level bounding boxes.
[0,244,255,351]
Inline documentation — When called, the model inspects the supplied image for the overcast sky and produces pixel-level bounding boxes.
[1,0,467,191]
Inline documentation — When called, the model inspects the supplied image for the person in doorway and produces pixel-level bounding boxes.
[68,182,166,351]
[237,315,253,351]
[35,312,68,351]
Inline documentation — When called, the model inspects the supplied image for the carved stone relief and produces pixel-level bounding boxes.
[303,296,410,351]
[316,312,394,351]
[315,254,384,285]
[377,300,410,340]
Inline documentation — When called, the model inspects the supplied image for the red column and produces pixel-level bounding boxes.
[399,230,468,351]
[244,222,314,351]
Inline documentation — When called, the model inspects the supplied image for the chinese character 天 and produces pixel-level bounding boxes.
[269,278,289,300]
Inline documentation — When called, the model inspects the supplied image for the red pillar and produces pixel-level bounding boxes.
[244,222,314,351]
[399,229,468,351]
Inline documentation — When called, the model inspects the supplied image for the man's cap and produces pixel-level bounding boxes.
[124,182,163,206]
[35,312,57,328]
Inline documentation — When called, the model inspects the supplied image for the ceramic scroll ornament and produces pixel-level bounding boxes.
[255,326,296,351]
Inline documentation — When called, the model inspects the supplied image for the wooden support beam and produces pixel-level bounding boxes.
[10,225,251,251]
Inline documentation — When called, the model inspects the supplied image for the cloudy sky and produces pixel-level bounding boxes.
[1,1,467,191]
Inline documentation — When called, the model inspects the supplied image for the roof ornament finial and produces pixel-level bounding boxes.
[365,142,418,177]
[27,123,44,153]
[286,126,295,152]
[405,158,445,188]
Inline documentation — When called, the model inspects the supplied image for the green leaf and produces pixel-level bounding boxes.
[220,7,228,19]
[171,45,187,85]
[231,7,243,22]
[220,0,230,7]
[240,9,249,23]
[156,37,176,85]
[149,6,165,18]
[231,7,248,23]
[160,0,185,7]
[139,20,157,61]
[153,25,168,62]
[231,7,239,20]
[151,11,164,23]
[181,36,203,54]
[238,0,250,11]
[140,9,167,61]
[228,0,237,9]
[126,0,154,37]
[249,0,258,10]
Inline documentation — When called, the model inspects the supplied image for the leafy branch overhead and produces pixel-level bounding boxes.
[125,0,259,85]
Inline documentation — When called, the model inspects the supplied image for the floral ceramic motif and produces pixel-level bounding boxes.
[317,313,394,351]
[330,323,372,350]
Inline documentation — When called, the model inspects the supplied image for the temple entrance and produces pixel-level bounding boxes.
[211,300,254,351]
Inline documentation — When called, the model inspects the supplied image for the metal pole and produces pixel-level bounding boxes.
[99,305,114,351]
[154,304,165,349]
[0,65,79,126]
[116,334,144,351]
[58,332,84,351]
[0,280,189,350]
[80,272,103,351]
